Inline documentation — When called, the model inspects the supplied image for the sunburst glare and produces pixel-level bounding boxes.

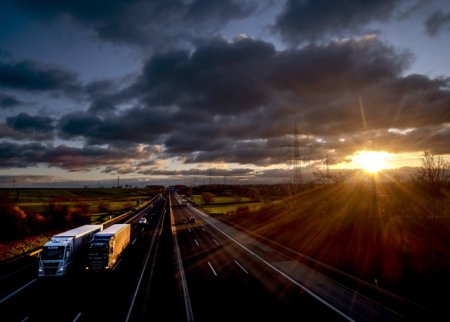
[352,151,389,173]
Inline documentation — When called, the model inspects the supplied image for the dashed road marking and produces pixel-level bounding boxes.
[234,260,249,274]
[208,261,218,277]
[0,278,37,305]
[72,312,82,322]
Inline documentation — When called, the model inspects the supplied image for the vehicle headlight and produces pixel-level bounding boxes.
[57,267,64,273]
[38,267,44,273]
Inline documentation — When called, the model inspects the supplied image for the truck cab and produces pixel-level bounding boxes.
[87,236,114,271]
[86,224,130,272]
[38,238,73,276]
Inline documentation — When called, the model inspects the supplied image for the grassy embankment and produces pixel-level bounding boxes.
[191,195,274,214]
[208,183,450,312]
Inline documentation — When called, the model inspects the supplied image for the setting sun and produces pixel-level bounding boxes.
[352,151,389,173]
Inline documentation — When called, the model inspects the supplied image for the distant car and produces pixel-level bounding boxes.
[188,217,196,224]
[139,218,147,225]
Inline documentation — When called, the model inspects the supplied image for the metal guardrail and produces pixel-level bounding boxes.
[102,198,154,228]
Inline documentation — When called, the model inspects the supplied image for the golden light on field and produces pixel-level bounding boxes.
[352,151,389,173]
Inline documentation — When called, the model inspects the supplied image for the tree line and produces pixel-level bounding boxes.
[0,194,91,242]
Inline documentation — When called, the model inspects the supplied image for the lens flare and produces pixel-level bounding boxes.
[353,151,389,173]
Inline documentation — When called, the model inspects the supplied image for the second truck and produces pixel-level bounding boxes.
[86,224,131,272]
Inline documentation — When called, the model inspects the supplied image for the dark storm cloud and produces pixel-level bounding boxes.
[0,141,151,171]
[6,112,54,132]
[10,0,258,48]
[0,123,27,140]
[85,79,117,108]
[56,36,450,167]
[5,112,54,140]
[85,79,134,113]
[0,142,46,168]
[0,59,82,94]
[134,37,275,113]
[425,10,450,36]
[41,145,141,171]
[58,112,102,140]
[134,36,410,135]
[0,93,21,108]
[58,106,175,146]
[138,167,255,177]
[273,0,401,44]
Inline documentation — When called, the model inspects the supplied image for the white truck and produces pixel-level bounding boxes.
[86,224,131,272]
[38,225,103,277]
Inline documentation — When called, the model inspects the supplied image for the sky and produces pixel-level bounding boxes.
[0,0,449,187]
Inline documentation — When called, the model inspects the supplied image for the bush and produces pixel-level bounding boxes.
[202,192,215,205]
[97,201,111,213]
[0,206,28,241]
[27,212,47,234]
[65,207,91,228]
[43,199,68,230]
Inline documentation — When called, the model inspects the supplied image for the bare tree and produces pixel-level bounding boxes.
[413,152,450,195]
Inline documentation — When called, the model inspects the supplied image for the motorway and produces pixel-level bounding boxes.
[1,191,443,322]
[170,194,348,322]
[0,196,168,322]
[170,192,441,322]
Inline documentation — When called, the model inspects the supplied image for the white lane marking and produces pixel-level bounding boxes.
[0,278,38,305]
[21,317,29,322]
[234,260,249,274]
[113,259,122,272]
[194,239,199,247]
[132,238,137,245]
[0,260,38,281]
[72,312,82,322]
[190,208,355,322]
[188,227,192,233]
[201,227,206,232]
[208,261,218,277]
[212,238,220,246]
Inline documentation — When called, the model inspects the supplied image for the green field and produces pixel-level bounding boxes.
[190,194,279,214]
[1,187,157,203]
[192,195,253,205]
[1,187,161,213]
[200,202,266,214]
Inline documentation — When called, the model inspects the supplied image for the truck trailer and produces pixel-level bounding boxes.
[38,224,103,277]
[86,224,131,272]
